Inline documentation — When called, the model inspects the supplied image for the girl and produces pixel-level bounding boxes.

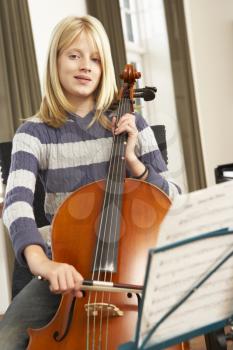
[0,15,180,350]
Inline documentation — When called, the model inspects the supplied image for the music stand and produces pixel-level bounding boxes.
[119,180,233,350]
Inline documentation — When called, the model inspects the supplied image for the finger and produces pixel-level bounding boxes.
[65,269,75,291]
[112,116,118,134]
[71,289,84,298]
[71,270,83,294]
[49,273,60,293]
[115,121,137,135]
[120,113,134,119]
[114,114,135,129]
[116,116,136,129]
[112,116,117,125]
[118,114,135,124]
[72,269,84,287]
[75,290,84,298]
[57,272,68,293]
[115,119,133,128]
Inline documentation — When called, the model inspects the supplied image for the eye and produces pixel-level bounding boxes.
[92,57,101,63]
[69,54,80,60]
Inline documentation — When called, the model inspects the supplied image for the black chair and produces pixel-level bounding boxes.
[151,125,168,165]
[11,174,49,298]
[215,163,233,184]
[0,125,168,298]
[0,142,49,298]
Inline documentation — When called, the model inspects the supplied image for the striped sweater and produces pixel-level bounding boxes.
[3,110,180,264]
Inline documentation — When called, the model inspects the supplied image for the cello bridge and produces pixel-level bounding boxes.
[84,303,124,317]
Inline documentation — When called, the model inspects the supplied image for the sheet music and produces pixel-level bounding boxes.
[157,180,233,246]
[139,235,233,348]
[137,180,233,349]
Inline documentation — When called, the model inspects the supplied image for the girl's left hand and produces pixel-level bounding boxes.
[112,113,138,161]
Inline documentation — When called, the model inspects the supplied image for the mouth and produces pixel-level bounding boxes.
[74,75,92,82]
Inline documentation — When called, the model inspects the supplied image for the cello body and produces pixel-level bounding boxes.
[27,179,183,349]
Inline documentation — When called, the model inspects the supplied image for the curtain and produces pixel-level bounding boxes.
[86,0,127,89]
[0,0,41,143]
[164,0,206,191]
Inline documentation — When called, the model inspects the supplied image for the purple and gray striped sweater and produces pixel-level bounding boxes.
[3,110,180,264]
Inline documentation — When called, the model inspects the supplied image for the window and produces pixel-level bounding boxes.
[120,0,188,192]
[121,0,139,44]
[120,0,147,118]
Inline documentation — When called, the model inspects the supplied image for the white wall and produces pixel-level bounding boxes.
[28,0,87,88]
[184,0,233,186]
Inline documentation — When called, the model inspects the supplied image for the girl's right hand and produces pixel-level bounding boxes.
[24,245,84,298]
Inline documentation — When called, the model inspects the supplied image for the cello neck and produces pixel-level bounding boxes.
[91,98,132,274]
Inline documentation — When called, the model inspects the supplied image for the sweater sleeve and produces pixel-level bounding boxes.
[2,122,47,265]
[132,113,181,199]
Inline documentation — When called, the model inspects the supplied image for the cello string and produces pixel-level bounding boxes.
[100,98,127,348]
[103,97,129,349]
[93,94,126,344]
[101,97,126,349]
[105,97,128,287]
[88,91,128,347]
[93,96,125,285]
[101,97,127,284]
[86,301,91,350]
[103,96,127,272]
[91,135,117,349]
[84,94,125,349]
[91,99,122,280]
[89,97,124,349]
[85,102,121,350]
[107,99,128,350]
[92,99,123,281]
[101,100,125,349]
[95,96,127,348]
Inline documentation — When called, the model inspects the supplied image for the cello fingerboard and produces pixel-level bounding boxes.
[92,97,131,273]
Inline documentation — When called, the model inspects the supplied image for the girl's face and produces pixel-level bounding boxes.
[58,31,102,107]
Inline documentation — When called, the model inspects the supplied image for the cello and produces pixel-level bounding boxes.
[27,64,189,350]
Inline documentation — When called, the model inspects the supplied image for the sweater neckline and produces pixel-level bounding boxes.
[68,110,95,124]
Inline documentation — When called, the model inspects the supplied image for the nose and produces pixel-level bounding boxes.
[80,57,91,72]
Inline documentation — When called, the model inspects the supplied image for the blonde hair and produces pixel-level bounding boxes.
[39,15,117,128]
